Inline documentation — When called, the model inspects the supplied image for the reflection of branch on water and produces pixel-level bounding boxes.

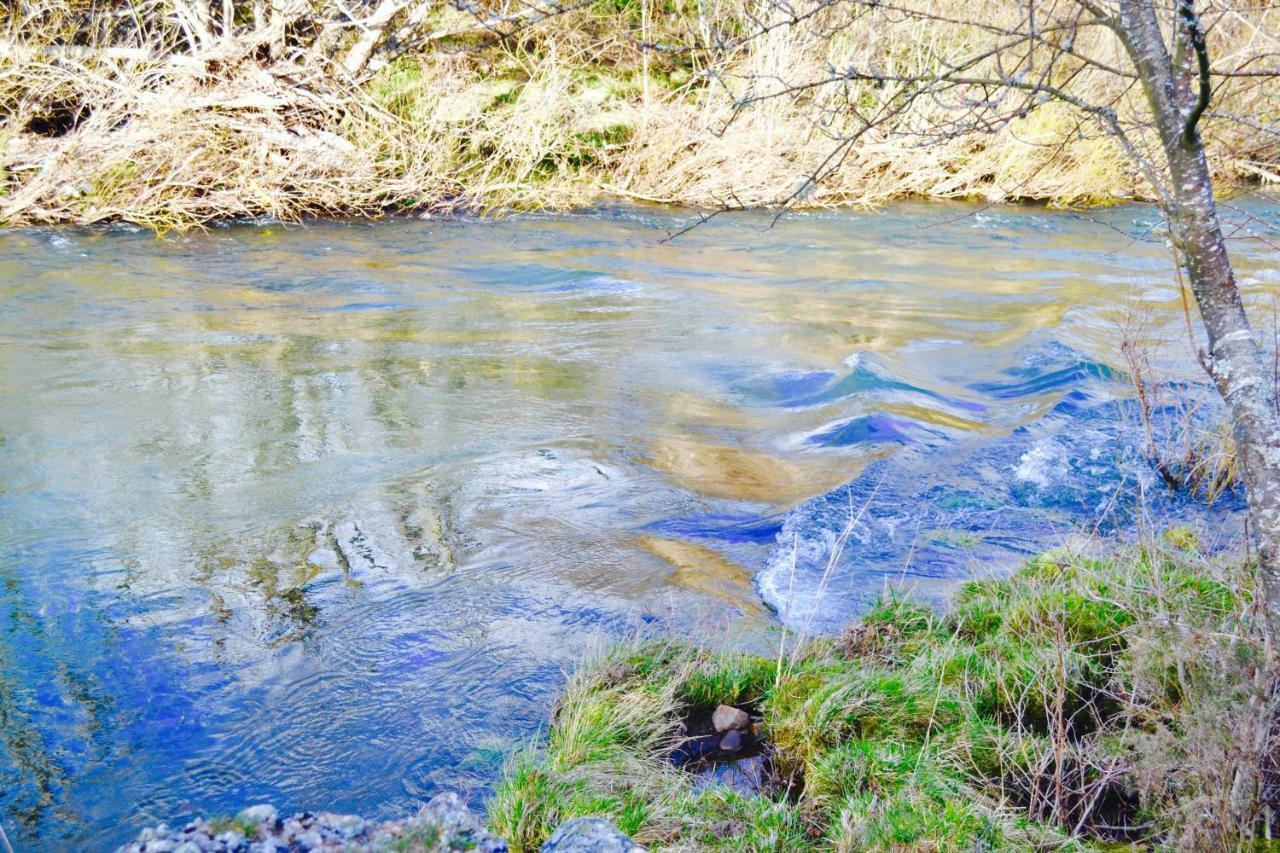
[0,649,71,834]
[0,569,87,837]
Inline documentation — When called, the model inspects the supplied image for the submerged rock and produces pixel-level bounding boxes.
[719,729,743,753]
[540,818,644,852]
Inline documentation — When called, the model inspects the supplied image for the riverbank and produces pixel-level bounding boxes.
[489,532,1269,850]
[114,532,1271,851]
[4,1,1278,231]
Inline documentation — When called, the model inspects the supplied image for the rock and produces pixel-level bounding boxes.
[328,814,366,840]
[235,805,278,830]
[212,832,244,850]
[540,818,643,852]
[596,662,637,687]
[292,830,322,849]
[711,704,750,733]
[172,842,202,853]
[719,729,743,753]
[396,792,508,853]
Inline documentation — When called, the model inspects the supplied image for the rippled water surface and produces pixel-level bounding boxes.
[1,202,1276,848]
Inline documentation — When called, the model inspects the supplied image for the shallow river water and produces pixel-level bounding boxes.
[1,201,1276,848]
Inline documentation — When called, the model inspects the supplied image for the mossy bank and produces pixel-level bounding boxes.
[490,533,1272,851]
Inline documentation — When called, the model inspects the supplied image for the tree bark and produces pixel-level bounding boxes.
[1118,0,1280,643]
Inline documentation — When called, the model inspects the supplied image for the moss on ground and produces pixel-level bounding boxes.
[489,537,1269,850]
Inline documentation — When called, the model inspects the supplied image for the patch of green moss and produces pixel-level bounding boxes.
[206,814,261,838]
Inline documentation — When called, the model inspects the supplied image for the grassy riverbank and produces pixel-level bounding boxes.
[3,1,1278,230]
[489,533,1270,850]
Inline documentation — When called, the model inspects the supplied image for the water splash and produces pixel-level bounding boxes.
[754,343,1244,633]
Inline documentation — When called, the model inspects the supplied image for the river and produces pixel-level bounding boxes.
[1,201,1275,847]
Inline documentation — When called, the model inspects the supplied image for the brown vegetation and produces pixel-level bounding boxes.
[1,0,1276,229]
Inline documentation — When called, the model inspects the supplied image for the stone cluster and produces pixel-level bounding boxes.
[670,703,760,766]
[117,793,639,852]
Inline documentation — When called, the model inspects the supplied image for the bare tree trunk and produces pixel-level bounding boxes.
[1118,0,1280,643]
[1121,0,1280,826]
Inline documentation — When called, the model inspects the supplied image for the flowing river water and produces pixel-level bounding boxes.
[1,201,1276,848]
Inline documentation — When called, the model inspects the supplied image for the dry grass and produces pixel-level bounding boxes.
[1,0,1277,229]
[1120,312,1243,505]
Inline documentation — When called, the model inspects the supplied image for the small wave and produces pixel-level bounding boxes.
[642,513,783,544]
[807,413,948,448]
[735,352,982,413]
[969,341,1119,399]
[755,343,1244,634]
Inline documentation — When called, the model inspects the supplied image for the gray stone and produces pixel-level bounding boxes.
[719,729,743,753]
[292,830,323,849]
[711,704,750,733]
[173,842,203,853]
[236,805,278,828]
[329,814,366,840]
[596,662,637,687]
[540,818,643,852]
[406,793,508,853]
[249,838,286,853]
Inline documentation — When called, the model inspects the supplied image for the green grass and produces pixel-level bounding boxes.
[205,814,262,838]
[488,539,1268,850]
[386,824,445,852]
